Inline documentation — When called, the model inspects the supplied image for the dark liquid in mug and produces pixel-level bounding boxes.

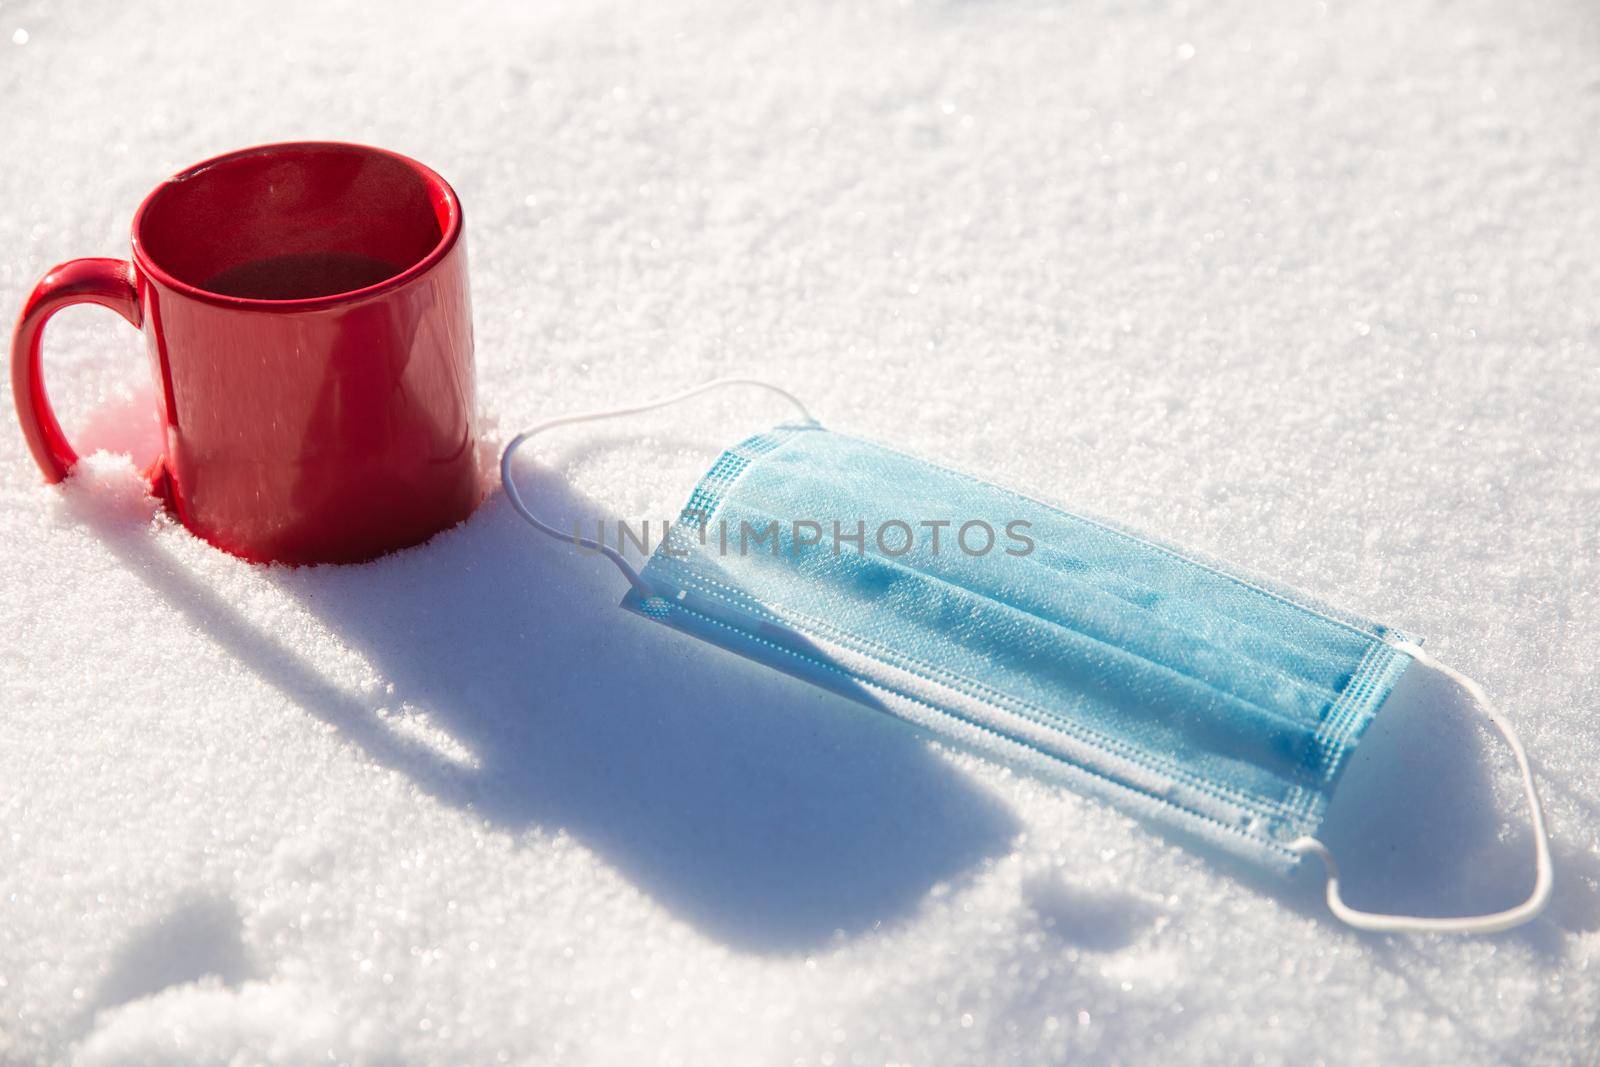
[201,252,403,300]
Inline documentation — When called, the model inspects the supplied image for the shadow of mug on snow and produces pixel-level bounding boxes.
[65,441,1020,955]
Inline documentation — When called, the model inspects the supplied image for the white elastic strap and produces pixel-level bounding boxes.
[1289,640,1553,934]
[500,377,817,596]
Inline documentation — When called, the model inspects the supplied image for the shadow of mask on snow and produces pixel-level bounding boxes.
[1516,777,1600,940]
[1303,660,1558,934]
[66,437,1020,955]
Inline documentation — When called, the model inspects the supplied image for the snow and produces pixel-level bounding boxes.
[2,0,1598,1062]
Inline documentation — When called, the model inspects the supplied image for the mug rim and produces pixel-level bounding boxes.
[129,140,462,311]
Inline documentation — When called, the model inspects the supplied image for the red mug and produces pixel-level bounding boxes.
[10,141,482,564]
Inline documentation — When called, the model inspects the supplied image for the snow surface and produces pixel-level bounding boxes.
[3,0,1599,1063]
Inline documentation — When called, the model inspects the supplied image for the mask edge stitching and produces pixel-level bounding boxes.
[674,425,810,530]
[1310,642,1383,780]
[1313,643,1411,784]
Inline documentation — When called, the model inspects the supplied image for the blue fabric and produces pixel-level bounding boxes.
[622,424,1416,872]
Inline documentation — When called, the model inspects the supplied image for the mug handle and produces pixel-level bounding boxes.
[10,258,144,482]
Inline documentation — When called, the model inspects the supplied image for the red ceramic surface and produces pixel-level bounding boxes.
[10,142,481,564]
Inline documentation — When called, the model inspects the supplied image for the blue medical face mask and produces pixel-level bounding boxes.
[503,380,1551,934]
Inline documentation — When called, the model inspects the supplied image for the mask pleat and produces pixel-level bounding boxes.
[1023,539,1363,686]
[656,521,1329,794]
[726,447,1368,707]
[692,495,1334,722]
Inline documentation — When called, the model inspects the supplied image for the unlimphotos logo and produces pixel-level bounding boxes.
[571,513,1035,560]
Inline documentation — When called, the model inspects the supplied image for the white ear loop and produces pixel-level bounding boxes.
[500,377,817,595]
[1290,640,1553,934]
